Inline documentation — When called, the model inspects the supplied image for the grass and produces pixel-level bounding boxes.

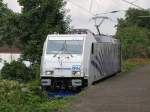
[122,58,150,72]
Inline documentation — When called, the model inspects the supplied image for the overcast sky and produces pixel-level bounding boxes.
[3,0,150,35]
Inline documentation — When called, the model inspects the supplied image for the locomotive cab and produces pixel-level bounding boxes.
[40,34,90,90]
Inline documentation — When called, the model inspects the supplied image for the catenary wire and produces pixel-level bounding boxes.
[66,0,95,16]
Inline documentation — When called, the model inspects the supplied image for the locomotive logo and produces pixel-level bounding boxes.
[72,65,81,71]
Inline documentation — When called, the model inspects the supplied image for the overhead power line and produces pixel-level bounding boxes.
[89,0,93,12]
[121,0,144,9]
[67,0,94,16]
[95,0,102,7]
[95,10,127,16]
[121,0,150,18]
[89,0,103,14]
[131,0,139,3]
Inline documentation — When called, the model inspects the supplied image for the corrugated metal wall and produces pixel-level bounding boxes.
[89,42,121,82]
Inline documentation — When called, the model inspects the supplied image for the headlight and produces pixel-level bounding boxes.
[45,71,54,75]
[72,71,81,76]
[76,72,81,75]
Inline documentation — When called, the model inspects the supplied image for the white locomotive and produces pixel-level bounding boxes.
[40,29,121,90]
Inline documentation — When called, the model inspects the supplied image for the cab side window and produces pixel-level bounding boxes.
[91,43,94,54]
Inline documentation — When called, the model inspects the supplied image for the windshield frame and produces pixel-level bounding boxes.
[46,40,83,55]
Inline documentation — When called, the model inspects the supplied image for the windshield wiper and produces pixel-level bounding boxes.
[64,41,73,57]
[53,40,73,58]
[53,44,65,57]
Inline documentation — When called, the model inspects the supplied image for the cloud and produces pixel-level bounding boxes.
[3,0,21,12]
[3,0,150,35]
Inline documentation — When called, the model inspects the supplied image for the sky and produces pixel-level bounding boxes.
[3,0,150,35]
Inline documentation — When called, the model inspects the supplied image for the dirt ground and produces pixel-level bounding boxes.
[69,65,150,112]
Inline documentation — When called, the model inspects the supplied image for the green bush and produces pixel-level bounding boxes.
[0,80,21,92]
[1,61,33,82]
[0,79,74,112]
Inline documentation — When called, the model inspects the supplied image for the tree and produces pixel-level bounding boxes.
[1,0,70,64]
[116,8,150,59]
[125,8,150,29]
[0,0,20,48]
[17,0,70,63]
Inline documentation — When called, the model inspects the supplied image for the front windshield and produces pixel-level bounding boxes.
[46,40,83,54]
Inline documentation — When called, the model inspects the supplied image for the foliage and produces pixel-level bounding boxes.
[125,8,150,29]
[0,0,70,64]
[0,0,20,47]
[1,61,33,82]
[32,63,40,80]
[0,80,21,92]
[117,25,150,58]
[0,79,75,112]
[116,8,150,59]
[122,58,150,72]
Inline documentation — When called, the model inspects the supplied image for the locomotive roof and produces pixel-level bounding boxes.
[94,35,118,43]
[48,29,119,43]
[69,29,118,43]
